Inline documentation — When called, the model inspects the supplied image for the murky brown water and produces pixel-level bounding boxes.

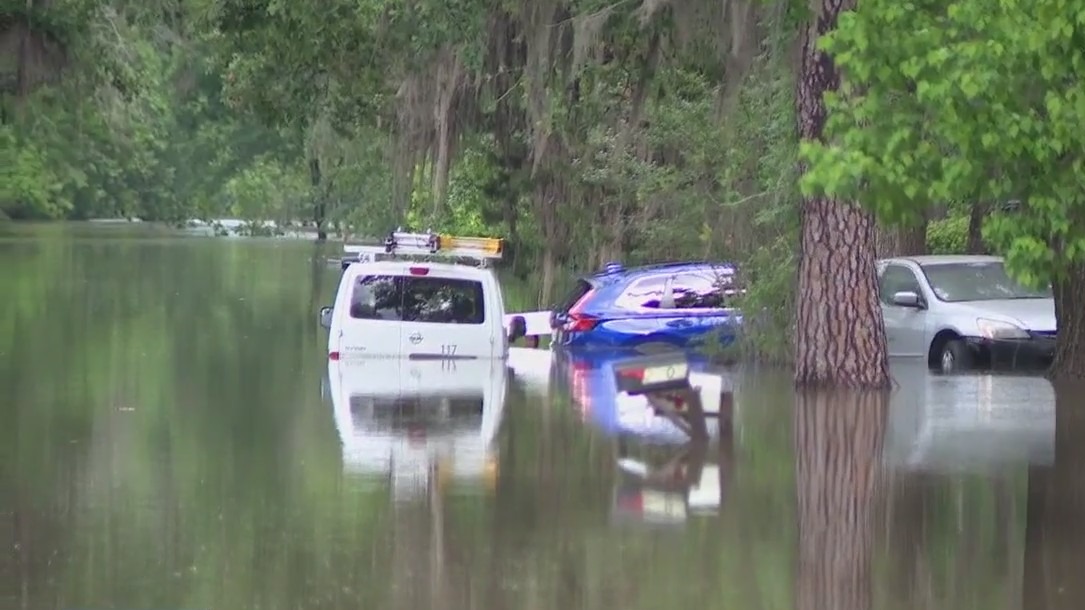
[1,223,1081,610]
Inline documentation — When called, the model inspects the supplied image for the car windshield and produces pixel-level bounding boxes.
[921,262,1051,302]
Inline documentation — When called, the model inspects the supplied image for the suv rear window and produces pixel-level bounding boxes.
[350,275,485,324]
[557,279,594,312]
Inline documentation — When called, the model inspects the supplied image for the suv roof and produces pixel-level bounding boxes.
[584,261,735,284]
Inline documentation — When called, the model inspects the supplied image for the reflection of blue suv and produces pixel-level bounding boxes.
[549,262,744,351]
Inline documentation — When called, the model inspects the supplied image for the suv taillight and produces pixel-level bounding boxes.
[565,312,598,332]
[563,288,597,332]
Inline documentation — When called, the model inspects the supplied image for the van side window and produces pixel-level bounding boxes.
[350,276,401,320]
[402,277,485,324]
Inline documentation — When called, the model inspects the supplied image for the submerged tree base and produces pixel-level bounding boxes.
[1048,263,1085,381]
[793,196,891,389]
[792,0,890,390]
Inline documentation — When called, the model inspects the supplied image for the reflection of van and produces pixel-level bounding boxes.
[320,231,524,360]
[325,356,507,499]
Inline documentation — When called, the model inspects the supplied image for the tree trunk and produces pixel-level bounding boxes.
[1022,382,1085,610]
[966,201,989,254]
[876,215,928,258]
[794,389,888,610]
[793,0,890,389]
[309,158,327,241]
[1048,262,1085,380]
[540,245,555,309]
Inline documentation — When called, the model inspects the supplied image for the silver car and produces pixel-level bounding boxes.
[876,255,1056,371]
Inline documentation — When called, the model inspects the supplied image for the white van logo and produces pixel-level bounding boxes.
[408,332,423,345]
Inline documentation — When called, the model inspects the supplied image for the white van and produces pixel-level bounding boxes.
[319,230,528,360]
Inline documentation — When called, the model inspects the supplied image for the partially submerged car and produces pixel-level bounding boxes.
[319,230,531,360]
[548,261,744,351]
[877,255,1056,371]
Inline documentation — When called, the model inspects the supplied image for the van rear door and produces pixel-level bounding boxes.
[397,268,496,359]
[337,271,404,358]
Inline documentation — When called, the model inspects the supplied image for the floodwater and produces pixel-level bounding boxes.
[1,223,1082,610]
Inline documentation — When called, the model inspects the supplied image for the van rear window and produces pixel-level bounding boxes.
[350,275,485,324]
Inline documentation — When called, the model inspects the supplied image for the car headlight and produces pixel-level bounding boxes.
[976,318,1029,340]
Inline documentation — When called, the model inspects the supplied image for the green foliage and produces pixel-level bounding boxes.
[223,157,308,222]
[5,0,805,360]
[926,215,968,255]
[800,0,1085,289]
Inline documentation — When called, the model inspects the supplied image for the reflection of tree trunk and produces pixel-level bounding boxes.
[884,471,932,607]
[429,462,449,610]
[391,494,432,609]
[793,0,889,389]
[13,506,29,609]
[1023,383,1085,610]
[795,389,888,610]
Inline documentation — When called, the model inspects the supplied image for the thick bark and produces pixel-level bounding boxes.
[876,214,928,258]
[1047,262,1085,380]
[793,0,890,388]
[6,1,67,102]
[794,389,888,610]
[1022,382,1085,610]
[966,201,990,254]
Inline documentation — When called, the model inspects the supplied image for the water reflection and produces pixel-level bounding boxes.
[3,224,1084,610]
[325,357,506,498]
[1023,382,1085,610]
[886,362,1056,473]
[550,348,732,444]
[795,390,887,610]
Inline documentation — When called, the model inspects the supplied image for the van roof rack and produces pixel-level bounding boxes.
[340,228,504,268]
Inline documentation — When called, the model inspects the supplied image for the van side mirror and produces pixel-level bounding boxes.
[318,306,333,329]
[508,315,526,342]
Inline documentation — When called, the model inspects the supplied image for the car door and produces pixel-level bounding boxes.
[337,270,403,358]
[398,268,496,359]
[878,264,927,356]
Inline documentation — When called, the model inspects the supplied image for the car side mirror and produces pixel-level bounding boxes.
[508,315,526,342]
[318,306,333,329]
[891,291,923,308]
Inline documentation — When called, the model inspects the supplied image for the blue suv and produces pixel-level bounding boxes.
[549,261,744,351]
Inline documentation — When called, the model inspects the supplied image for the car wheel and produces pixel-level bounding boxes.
[938,339,974,373]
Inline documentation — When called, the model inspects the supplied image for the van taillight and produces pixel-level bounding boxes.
[329,351,340,361]
[408,266,429,276]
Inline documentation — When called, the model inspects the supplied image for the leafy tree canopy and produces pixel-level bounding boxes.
[800,0,1085,287]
